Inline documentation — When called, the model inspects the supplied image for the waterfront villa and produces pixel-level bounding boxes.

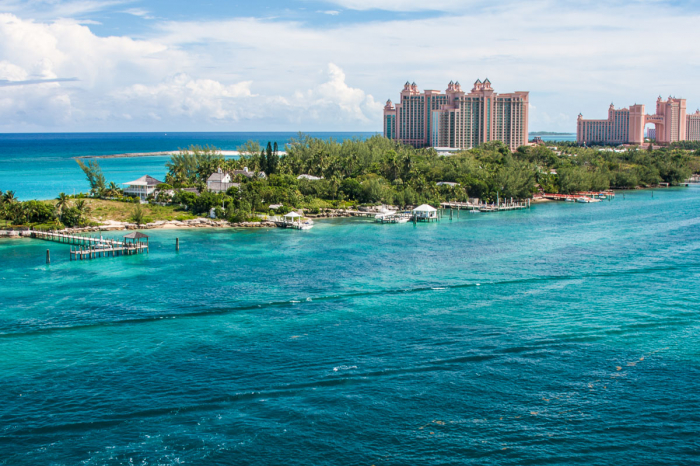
[123,175,163,200]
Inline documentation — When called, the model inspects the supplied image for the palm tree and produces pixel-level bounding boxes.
[75,199,90,218]
[104,181,120,198]
[55,193,70,221]
[2,190,16,205]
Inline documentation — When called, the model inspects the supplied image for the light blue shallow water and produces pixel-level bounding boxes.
[0,132,377,200]
[1,186,699,464]
[0,132,574,200]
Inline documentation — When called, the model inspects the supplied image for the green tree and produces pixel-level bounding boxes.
[76,159,106,196]
[55,193,71,221]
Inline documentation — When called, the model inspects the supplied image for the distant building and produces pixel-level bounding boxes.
[577,96,700,145]
[297,174,322,180]
[206,169,240,193]
[383,79,529,151]
[647,128,656,139]
[123,175,163,200]
[688,110,700,142]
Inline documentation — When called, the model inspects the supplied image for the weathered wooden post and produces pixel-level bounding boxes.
[176,237,180,252]
[46,249,50,264]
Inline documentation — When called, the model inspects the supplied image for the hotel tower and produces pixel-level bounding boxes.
[577,96,700,145]
[383,80,530,150]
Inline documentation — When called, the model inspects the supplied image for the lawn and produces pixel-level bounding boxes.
[45,199,198,223]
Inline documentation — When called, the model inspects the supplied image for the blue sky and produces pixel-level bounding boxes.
[0,0,698,132]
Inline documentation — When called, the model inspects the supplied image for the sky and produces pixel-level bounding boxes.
[0,0,698,133]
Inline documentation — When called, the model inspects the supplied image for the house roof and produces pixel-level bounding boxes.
[124,231,149,239]
[413,204,437,212]
[297,174,322,180]
[207,172,228,182]
[123,175,163,187]
[207,181,240,193]
[236,169,266,178]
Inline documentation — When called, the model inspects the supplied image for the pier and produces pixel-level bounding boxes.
[31,230,149,260]
[542,191,615,202]
[441,199,530,212]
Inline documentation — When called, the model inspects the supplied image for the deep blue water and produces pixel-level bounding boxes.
[1,186,699,464]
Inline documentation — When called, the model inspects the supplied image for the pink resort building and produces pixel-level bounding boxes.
[687,110,700,142]
[577,96,700,145]
[383,80,529,151]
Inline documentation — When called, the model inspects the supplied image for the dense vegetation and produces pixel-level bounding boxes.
[162,134,698,220]
[2,134,698,228]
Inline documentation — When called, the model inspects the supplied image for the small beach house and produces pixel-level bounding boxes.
[412,204,438,222]
[207,169,240,193]
[123,175,163,201]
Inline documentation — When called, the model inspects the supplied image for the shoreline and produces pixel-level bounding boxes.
[75,150,287,160]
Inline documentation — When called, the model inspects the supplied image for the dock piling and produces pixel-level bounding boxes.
[176,237,180,252]
[46,249,50,265]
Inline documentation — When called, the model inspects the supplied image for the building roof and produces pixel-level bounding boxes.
[208,181,240,193]
[123,175,163,187]
[124,231,149,239]
[413,204,437,212]
[231,169,266,179]
[297,174,322,180]
[207,172,228,182]
[436,181,459,187]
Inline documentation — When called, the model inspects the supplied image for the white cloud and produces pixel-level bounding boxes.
[319,10,340,15]
[321,0,474,11]
[1,2,699,132]
[113,73,254,121]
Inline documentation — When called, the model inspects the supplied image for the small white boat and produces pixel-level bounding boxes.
[299,220,314,230]
[395,216,410,224]
[564,198,575,202]
[576,198,591,203]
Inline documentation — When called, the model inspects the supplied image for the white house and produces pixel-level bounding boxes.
[412,204,438,222]
[123,175,163,200]
[206,169,240,193]
[297,174,322,180]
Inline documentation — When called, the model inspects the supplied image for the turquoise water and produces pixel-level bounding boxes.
[1,187,699,464]
[0,132,572,200]
[0,132,376,200]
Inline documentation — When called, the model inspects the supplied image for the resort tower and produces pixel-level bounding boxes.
[383,80,529,151]
[577,96,700,145]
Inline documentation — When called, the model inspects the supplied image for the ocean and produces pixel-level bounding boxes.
[1,182,699,464]
[0,132,576,200]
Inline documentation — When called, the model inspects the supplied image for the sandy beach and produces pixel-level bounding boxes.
[75,150,287,159]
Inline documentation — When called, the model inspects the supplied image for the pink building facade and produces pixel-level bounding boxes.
[687,110,700,142]
[383,80,529,151]
[577,96,698,145]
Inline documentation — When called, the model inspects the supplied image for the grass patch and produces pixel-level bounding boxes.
[44,199,198,223]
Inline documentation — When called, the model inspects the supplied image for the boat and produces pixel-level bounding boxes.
[299,219,314,230]
[576,198,591,203]
[564,198,575,202]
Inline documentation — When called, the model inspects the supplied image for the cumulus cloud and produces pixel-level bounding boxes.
[291,63,381,124]
[113,73,254,121]
[1,1,699,132]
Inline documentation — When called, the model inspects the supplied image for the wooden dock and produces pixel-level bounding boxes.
[441,199,530,212]
[31,230,149,261]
